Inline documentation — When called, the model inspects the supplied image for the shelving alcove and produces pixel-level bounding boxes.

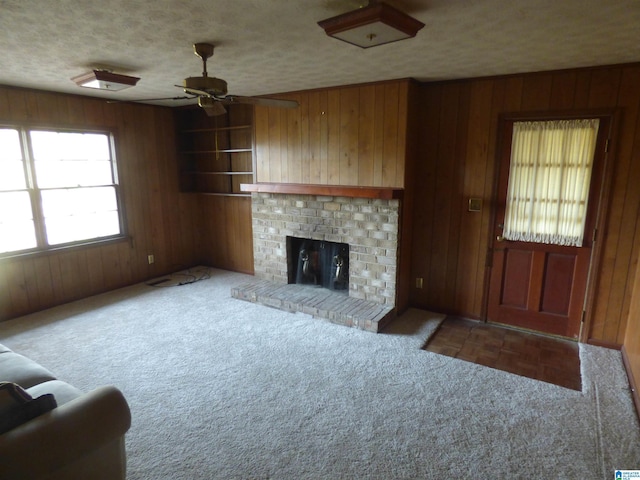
[174,103,254,196]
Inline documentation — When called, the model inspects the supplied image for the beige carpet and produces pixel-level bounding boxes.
[1,267,638,479]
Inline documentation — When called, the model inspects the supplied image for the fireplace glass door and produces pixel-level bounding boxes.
[287,237,349,291]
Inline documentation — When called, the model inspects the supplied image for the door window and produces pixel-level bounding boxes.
[503,119,599,247]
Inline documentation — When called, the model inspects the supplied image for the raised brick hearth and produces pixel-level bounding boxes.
[231,189,401,332]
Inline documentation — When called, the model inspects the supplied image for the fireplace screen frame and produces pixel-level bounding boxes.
[286,236,349,292]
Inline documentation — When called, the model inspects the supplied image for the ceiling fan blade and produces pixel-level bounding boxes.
[107,95,195,104]
[198,97,227,116]
[223,95,299,109]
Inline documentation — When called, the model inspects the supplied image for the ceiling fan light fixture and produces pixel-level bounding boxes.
[318,1,425,48]
[71,70,140,91]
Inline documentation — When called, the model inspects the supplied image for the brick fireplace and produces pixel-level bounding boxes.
[232,184,403,332]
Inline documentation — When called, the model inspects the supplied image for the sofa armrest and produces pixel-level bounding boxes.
[0,385,131,480]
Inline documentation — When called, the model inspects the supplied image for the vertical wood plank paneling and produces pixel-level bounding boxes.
[21,258,39,311]
[572,71,593,110]
[624,230,640,391]
[372,84,386,186]
[5,261,29,315]
[428,83,460,309]
[520,73,553,111]
[255,105,270,183]
[588,68,623,108]
[445,84,471,309]
[608,70,640,342]
[454,79,494,316]
[299,93,311,184]
[155,108,175,271]
[253,80,410,188]
[6,92,28,121]
[474,78,508,315]
[0,263,12,319]
[397,81,421,313]
[268,107,281,183]
[0,89,10,119]
[307,92,322,184]
[358,85,375,186]
[32,256,55,308]
[410,65,640,346]
[589,69,635,342]
[117,104,147,281]
[47,255,64,305]
[394,81,409,187]
[99,242,122,292]
[411,84,442,305]
[0,86,199,321]
[232,196,254,274]
[143,107,168,276]
[199,196,253,274]
[327,90,341,185]
[339,87,359,185]
[279,108,289,184]
[503,76,524,112]
[319,91,329,184]
[287,93,303,183]
[382,82,400,187]
[550,71,578,110]
[591,67,640,342]
[85,247,106,295]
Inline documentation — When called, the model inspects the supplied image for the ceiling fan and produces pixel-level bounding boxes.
[109,43,299,116]
[179,43,299,116]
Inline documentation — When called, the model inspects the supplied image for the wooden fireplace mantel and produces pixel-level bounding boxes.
[240,183,403,200]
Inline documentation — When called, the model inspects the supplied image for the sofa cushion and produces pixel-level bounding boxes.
[0,352,56,389]
[0,382,57,435]
[27,380,83,407]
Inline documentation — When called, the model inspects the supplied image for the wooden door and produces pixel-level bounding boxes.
[487,116,610,339]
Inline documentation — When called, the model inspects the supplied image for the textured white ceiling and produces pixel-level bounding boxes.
[1,0,639,107]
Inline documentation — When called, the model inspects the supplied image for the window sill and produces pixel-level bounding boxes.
[0,235,131,262]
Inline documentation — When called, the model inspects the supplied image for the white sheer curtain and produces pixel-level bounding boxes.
[503,118,599,247]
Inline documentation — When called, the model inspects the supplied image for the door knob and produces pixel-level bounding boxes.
[496,235,505,242]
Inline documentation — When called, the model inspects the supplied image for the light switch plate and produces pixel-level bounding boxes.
[468,198,482,212]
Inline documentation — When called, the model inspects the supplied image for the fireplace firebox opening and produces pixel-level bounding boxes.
[286,237,349,292]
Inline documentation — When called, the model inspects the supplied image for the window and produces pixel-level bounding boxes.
[0,126,124,255]
[503,118,600,247]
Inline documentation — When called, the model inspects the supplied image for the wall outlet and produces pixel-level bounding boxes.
[416,277,423,289]
[147,254,155,265]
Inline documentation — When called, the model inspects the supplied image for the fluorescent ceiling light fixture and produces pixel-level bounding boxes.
[71,70,140,91]
[318,1,425,48]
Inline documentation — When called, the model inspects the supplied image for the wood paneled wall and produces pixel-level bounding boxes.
[173,104,255,276]
[0,86,200,321]
[624,246,640,411]
[199,195,254,274]
[253,79,418,312]
[410,64,640,345]
[254,80,410,188]
[3,67,638,347]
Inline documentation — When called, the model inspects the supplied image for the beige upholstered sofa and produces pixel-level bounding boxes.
[0,343,131,480]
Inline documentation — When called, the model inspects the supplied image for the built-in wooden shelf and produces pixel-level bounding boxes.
[240,183,403,200]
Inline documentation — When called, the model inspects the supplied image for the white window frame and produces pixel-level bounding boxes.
[0,124,126,257]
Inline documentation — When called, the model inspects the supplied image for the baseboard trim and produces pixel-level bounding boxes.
[621,345,640,423]
[587,338,622,350]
